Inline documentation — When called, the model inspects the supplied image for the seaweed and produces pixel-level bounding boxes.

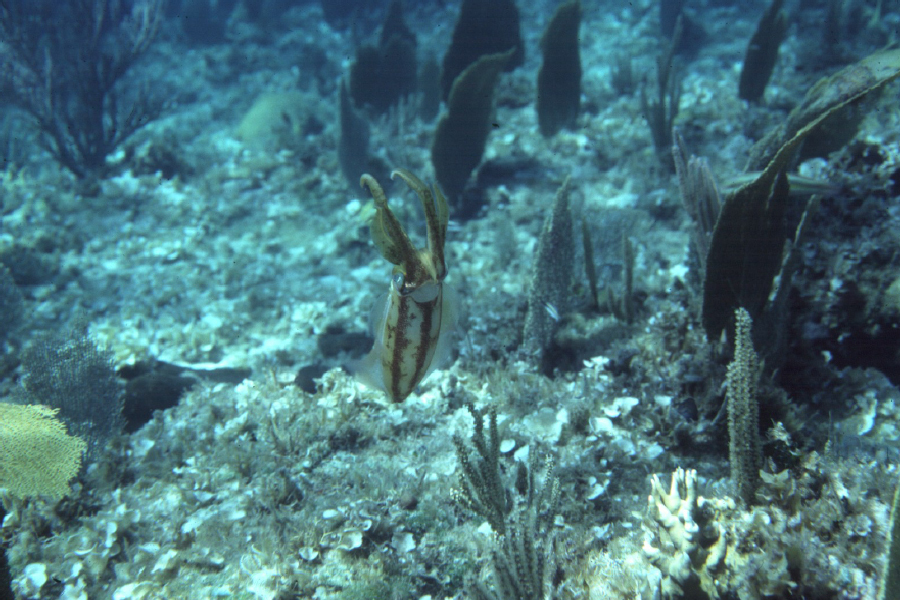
[746,47,900,171]
[738,0,788,103]
[338,80,370,187]
[536,0,582,137]
[439,0,524,101]
[703,48,900,343]
[641,18,682,171]
[348,0,417,115]
[431,49,514,208]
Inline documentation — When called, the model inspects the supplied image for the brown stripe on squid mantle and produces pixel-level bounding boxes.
[389,296,410,401]
[410,295,437,396]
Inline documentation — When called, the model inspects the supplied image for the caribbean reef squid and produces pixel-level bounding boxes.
[351,169,458,402]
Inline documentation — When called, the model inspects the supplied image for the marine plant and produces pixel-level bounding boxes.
[745,47,900,171]
[641,18,682,171]
[432,49,514,211]
[536,0,582,137]
[439,0,524,101]
[454,404,561,599]
[738,0,788,103]
[702,48,900,342]
[0,265,23,345]
[348,0,417,115]
[452,404,509,534]
[880,475,900,599]
[0,0,163,178]
[523,178,574,367]
[673,129,722,280]
[726,308,761,506]
[338,80,370,187]
[660,0,685,38]
[21,325,124,464]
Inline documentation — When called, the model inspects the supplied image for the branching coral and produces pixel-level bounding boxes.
[643,468,727,599]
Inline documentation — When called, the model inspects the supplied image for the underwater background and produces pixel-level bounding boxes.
[2,0,900,598]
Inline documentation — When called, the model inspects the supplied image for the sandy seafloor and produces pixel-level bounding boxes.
[3,0,900,598]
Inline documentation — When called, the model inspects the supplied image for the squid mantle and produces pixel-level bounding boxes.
[351,169,458,402]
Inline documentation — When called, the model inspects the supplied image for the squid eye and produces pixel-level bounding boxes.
[391,272,405,292]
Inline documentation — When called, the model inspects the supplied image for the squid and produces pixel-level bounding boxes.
[351,169,458,402]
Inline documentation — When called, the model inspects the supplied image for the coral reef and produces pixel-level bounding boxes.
[1,2,899,599]
[643,468,727,599]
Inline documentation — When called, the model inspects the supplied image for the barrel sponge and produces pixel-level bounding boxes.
[0,403,86,499]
